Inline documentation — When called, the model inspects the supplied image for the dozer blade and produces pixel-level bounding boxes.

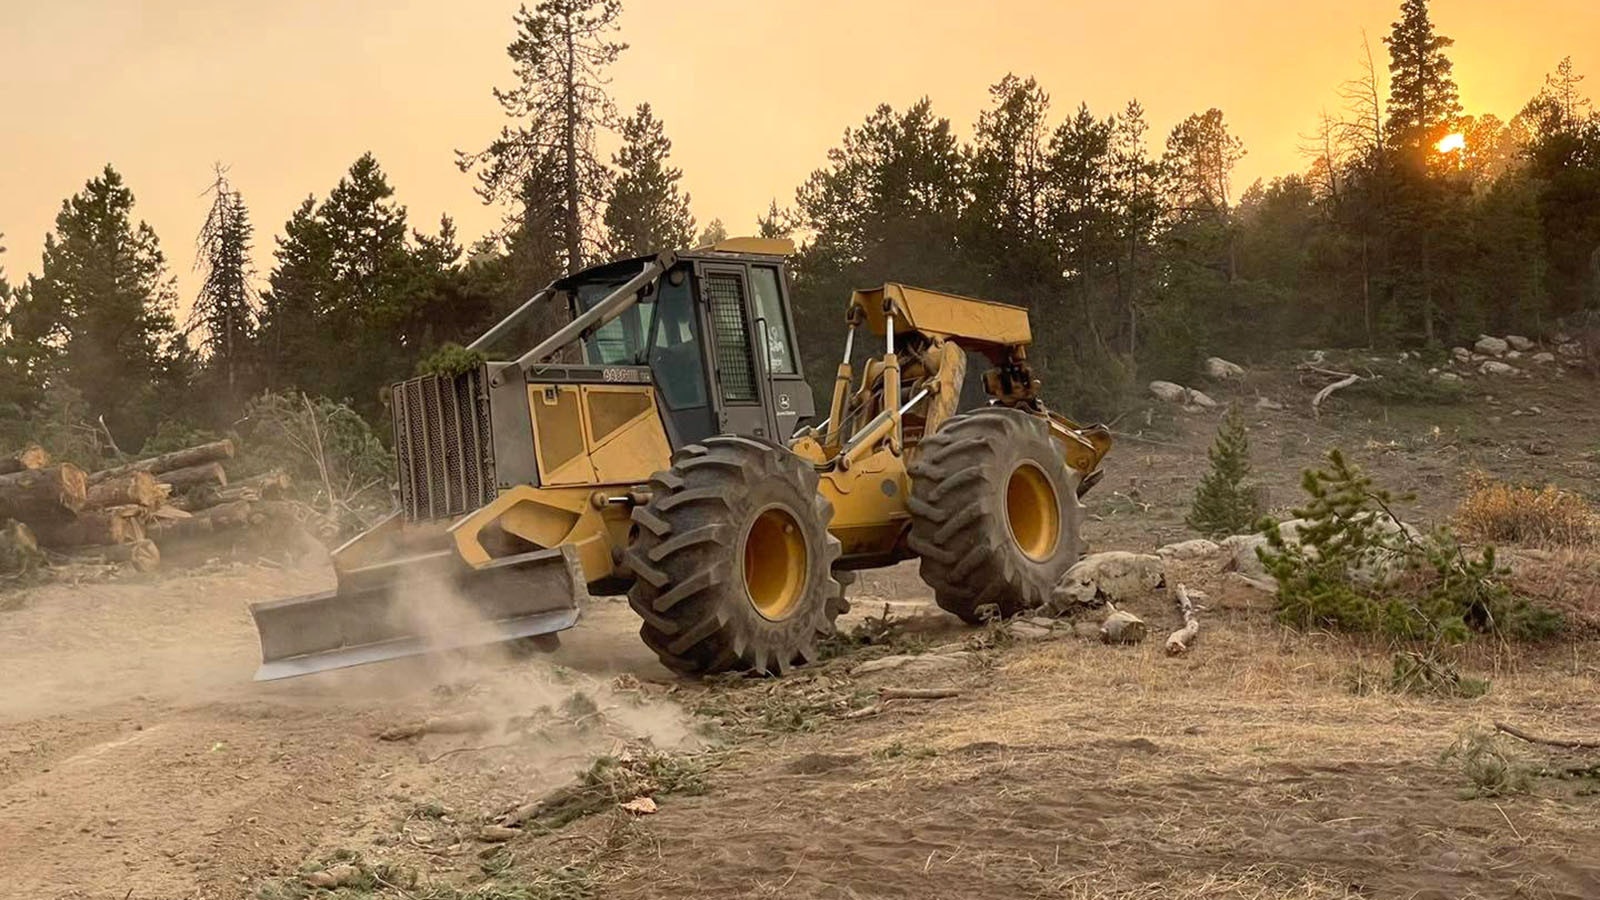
[249,544,589,681]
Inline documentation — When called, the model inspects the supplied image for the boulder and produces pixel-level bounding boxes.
[1099,609,1148,644]
[1049,551,1165,610]
[1223,515,1419,586]
[1450,346,1472,364]
[1255,397,1285,411]
[1186,389,1218,409]
[1531,352,1556,365]
[1474,335,1509,357]
[1220,520,1312,578]
[1557,341,1583,359]
[1505,335,1535,352]
[1478,360,1518,376]
[1149,381,1188,403]
[1505,349,1523,360]
[1204,357,1246,380]
[1437,371,1463,383]
[1157,538,1221,560]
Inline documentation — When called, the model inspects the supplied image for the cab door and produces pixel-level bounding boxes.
[696,264,781,441]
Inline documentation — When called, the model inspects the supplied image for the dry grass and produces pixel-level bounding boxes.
[1454,471,1600,549]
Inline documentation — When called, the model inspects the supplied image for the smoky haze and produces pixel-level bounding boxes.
[2,0,1592,310]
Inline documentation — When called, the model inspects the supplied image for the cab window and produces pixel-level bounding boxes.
[648,274,708,410]
[748,266,797,375]
[577,279,654,364]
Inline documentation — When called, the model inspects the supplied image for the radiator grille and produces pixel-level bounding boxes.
[705,271,757,402]
[392,369,496,521]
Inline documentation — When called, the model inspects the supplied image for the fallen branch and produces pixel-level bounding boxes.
[879,688,960,701]
[378,713,493,742]
[429,742,517,764]
[1165,583,1200,655]
[1494,721,1600,750]
[1310,372,1360,418]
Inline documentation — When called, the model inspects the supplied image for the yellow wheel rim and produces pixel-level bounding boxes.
[744,506,809,620]
[1005,462,1061,562]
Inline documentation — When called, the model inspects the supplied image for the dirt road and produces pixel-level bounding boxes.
[0,565,687,900]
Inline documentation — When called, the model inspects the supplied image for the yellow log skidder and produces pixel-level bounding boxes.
[249,238,1110,680]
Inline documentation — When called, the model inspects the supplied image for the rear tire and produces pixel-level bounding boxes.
[625,436,847,675]
[907,408,1083,622]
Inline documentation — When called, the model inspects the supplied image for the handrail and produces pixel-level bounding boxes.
[467,287,552,353]
[492,253,673,386]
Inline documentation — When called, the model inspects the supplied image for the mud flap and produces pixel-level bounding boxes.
[249,544,589,681]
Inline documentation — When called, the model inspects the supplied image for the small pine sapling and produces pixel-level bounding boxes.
[1186,404,1263,538]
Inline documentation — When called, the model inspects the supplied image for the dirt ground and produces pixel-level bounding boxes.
[4,354,1600,900]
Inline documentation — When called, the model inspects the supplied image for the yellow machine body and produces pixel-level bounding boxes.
[248,239,1110,680]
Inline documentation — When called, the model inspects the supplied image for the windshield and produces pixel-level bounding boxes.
[574,272,655,365]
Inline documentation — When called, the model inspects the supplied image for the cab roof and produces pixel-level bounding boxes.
[551,237,795,290]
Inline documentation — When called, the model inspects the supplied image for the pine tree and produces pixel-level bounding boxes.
[459,0,625,273]
[1384,0,1461,155]
[697,218,727,247]
[0,234,30,414]
[13,166,190,444]
[1186,405,1262,538]
[603,103,695,256]
[756,200,789,238]
[1382,0,1462,347]
[191,166,258,404]
[257,154,429,416]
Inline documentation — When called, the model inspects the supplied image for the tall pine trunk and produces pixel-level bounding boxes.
[562,17,582,274]
[1361,233,1374,348]
[1422,230,1436,346]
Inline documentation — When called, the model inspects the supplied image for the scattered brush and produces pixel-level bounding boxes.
[817,602,931,660]
[1454,471,1599,549]
[495,744,711,834]
[1344,649,1489,699]
[693,675,876,735]
[1388,650,1490,699]
[1441,727,1538,798]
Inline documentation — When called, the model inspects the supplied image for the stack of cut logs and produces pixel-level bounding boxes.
[0,439,301,574]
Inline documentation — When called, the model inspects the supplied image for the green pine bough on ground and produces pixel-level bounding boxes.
[1258,448,1562,643]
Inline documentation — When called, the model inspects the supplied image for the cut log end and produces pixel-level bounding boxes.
[0,464,89,521]
[0,444,51,475]
[85,470,165,511]
[67,539,160,573]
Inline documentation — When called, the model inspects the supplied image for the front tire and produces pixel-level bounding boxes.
[907,408,1083,622]
[625,436,847,675]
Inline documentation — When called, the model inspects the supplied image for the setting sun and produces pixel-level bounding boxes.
[1437,132,1467,153]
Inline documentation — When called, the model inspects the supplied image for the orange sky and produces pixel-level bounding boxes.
[2,0,1594,312]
